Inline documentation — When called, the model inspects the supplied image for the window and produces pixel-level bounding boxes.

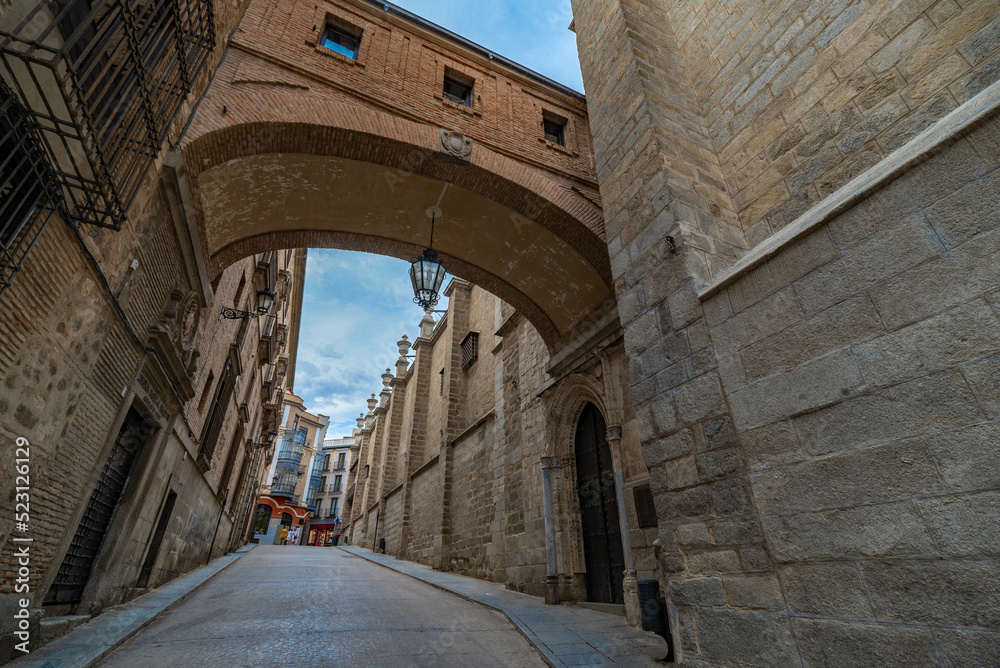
[633,484,658,528]
[439,369,445,395]
[443,75,473,107]
[333,475,342,492]
[330,498,339,518]
[198,359,236,468]
[461,332,480,370]
[0,0,214,230]
[544,117,567,147]
[0,85,56,296]
[336,452,346,469]
[321,22,361,60]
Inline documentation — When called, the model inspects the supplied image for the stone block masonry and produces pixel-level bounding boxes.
[573,0,1000,664]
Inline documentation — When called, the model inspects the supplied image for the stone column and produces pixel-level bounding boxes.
[540,455,561,605]
[607,425,640,626]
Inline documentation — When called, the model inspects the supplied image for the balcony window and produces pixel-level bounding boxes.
[336,452,346,469]
[333,475,342,492]
[0,84,59,296]
[0,0,216,230]
[321,23,361,60]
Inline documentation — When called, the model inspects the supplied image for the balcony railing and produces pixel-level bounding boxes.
[0,83,62,296]
[0,0,215,231]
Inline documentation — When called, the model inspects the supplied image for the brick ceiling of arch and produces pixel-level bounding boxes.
[177,0,615,351]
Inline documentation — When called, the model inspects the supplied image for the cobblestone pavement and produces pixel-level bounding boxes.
[94,545,546,667]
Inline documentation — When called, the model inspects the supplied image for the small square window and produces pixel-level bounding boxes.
[321,23,361,60]
[443,76,472,107]
[461,332,479,370]
[544,117,566,147]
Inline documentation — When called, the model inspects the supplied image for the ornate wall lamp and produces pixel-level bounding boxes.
[220,288,277,320]
[254,430,278,449]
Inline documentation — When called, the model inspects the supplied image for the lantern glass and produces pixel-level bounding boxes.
[409,249,447,309]
[257,289,276,315]
[267,430,278,445]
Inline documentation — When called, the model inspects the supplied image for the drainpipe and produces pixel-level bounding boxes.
[541,455,561,604]
[607,426,640,626]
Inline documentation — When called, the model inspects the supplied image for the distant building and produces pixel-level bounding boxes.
[253,392,329,544]
[303,435,355,546]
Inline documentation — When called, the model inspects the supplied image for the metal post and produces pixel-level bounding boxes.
[541,455,561,604]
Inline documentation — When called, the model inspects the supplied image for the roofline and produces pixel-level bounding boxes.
[361,0,585,100]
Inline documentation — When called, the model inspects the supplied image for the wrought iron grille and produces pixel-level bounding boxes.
[0,0,215,230]
[461,331,479,369]
[0,82,62,295]
[44,406,153,604]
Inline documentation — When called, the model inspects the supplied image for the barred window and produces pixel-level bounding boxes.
[0,0,216,230]
[0,86,59,296]
[461,331,479,370]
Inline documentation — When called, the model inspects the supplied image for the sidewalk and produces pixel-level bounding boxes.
[10,546,253,668]
[339,546,673,667]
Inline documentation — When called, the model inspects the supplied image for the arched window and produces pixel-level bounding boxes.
[281,512,293,526]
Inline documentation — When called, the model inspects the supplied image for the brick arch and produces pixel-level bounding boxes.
[179,95,614,350]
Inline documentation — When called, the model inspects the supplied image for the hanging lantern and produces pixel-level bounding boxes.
[410,248,447,310]
[409,212,447,310]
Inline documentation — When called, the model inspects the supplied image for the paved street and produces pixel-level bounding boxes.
[95,546,547,667]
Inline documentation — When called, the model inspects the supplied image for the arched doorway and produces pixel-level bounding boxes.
[574,403,625,604]
[252,504,272,535]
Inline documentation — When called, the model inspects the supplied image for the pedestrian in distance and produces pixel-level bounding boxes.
[280,526,288,545]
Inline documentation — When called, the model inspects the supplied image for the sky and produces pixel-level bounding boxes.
[294,1,584,438]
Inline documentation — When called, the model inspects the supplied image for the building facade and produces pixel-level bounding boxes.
[303,436,354,546]
[0,0,997,664]
[254,392,329,545]
[343,279,655,617]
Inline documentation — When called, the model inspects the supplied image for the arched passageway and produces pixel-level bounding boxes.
[172,0,617,355]
[178,117,614,353]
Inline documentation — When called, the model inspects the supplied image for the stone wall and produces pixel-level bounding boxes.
[667,0,1000,238]
[573,0,1000,664]
[344,280,654,608]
